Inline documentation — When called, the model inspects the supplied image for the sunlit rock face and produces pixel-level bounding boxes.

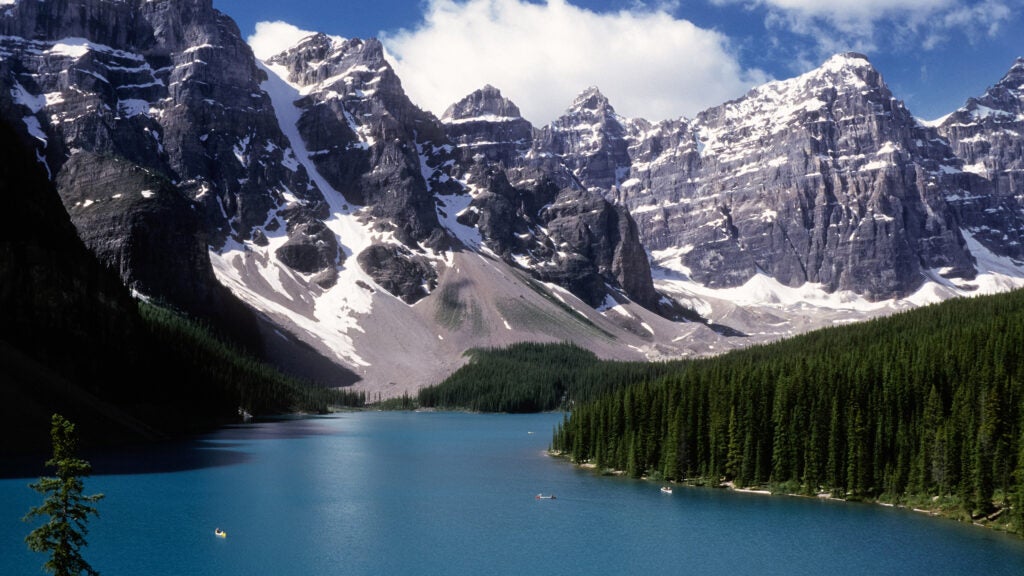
[524,54,980,300]
[937,57,1024,263]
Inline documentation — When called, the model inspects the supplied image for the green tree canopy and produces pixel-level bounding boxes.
[24,414,104,576]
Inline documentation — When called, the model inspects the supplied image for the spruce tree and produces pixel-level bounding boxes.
[24,414,104,576]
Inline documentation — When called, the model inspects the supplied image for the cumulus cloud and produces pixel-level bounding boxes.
[717,0,1016,53]
[381,0,767,125]
[248,21,320,60]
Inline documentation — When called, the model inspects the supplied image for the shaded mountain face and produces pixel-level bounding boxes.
[0,0,326,345]
[442,84,532,168]
[0,117,155,452]
[439,85,664,312]
[533,86,634,192]
[267,33,452,250]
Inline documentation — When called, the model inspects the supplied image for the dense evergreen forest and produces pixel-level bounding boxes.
[417,342,678,412]
[551,289,1024,534]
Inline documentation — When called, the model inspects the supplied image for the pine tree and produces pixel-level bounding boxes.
[24,415,104,576]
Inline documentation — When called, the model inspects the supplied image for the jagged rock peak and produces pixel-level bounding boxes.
[289,32,336,53]
[942,57,1024,124]
[269,32,380,67]
[798,52,883,88]
[747,52,882,98]
[998,56,1024,87]
[442,84,524,123]
[720,51,890,120]
[570,86,614,114]
[267,34,394,90]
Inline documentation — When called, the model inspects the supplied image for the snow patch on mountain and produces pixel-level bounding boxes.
[210,61,395,369]
[652,230,1024,318]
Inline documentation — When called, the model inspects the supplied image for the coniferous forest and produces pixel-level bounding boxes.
[417,342,677,412]
[551,288,1024,533]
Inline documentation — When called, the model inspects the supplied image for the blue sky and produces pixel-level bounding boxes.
[214,0,1023,124]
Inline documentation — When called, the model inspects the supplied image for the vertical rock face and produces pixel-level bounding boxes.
[533,86,634,192]
[534,187,659,309]
[263,33,455,303]
[446,54,1024,303]
[552,54,976,300]
[0,0,331,338]
[687,53,974,298]
[267,34,451,249]
[441,84,532,168]
[440,85,666,312]
[265,37,666,312]
[937,58,1024,261]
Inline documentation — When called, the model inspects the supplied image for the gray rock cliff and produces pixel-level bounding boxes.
[937,57,1024,262]
[548,55,978,300]
[0,0,332,339]
[442,86,667,313]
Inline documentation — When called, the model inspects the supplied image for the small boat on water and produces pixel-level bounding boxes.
[535,494,556,500]
[660,486,673,494]
[215,528,227,538]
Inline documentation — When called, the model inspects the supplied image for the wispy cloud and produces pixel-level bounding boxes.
[716,0,1016,54]
[380,0,768,124]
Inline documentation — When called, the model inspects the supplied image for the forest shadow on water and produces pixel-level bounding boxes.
[0,416,341,479]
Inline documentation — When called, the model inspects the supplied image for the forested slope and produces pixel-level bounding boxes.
[418,342,677,412]
[552,288,1024,532]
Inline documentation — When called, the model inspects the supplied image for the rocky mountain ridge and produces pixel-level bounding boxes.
[0,0,678,393]
[485,53,1005,300]
[935,57,1024,263]
[0,0,327,347]
[1,0,1023,395]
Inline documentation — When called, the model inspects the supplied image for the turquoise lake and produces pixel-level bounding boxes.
[3,411,1024,575]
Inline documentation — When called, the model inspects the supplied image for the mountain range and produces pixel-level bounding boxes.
[1,0,1022,398]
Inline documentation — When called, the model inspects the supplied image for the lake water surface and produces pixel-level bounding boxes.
[3,411,1024,575]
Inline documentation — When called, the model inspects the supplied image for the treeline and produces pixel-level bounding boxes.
[140,303,365,417]
[418,342,678,412]
[552,289,1024,532]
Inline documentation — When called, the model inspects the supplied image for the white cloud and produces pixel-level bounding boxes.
[248,21,321,60]
[741,0,954,22]
[381,0,767,125]
[937,0,1013,38]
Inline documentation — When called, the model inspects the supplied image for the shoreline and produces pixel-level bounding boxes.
[549,450,1020,538]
